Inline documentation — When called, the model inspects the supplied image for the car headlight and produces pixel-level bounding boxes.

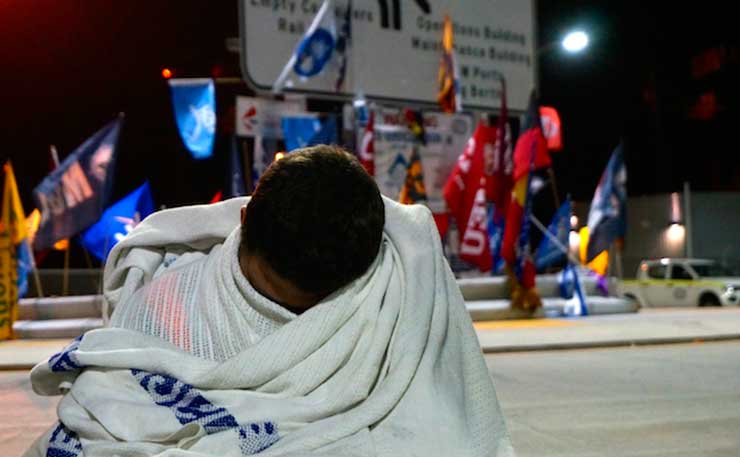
[725,285,736,294]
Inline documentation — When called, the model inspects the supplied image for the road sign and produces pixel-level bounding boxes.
[239,0,536,112]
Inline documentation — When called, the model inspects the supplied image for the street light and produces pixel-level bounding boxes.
[561,31,589,54]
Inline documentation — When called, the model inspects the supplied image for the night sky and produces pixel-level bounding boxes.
[1,0,737,211]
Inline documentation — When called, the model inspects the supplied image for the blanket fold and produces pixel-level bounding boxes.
[26,197,514,457]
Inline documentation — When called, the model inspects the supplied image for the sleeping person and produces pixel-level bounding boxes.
[25,145,515,457]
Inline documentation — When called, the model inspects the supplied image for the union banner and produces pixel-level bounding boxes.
[0,226,17,340]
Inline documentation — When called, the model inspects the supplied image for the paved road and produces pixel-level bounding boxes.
[3,342,740,456]
[0,371,57,455]
[487,342,740,456]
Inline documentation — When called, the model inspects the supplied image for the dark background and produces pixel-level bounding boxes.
[0,0,737,215]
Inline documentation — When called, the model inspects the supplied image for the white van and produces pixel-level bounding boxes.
[621,258,740,307]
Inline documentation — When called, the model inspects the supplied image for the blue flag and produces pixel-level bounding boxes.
[559,264,588,316]
[487,205,505,274]
[33,117,122,251]
[273,0,337,93]
[16,240,32,298]
[281,116,338,152]
[535,200,572,271]
[169,78,216,159]
[80,182,155,261]
[586,143,627,261]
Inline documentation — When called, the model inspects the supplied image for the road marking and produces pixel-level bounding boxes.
[0,339,69,348]
[474,319,581,330]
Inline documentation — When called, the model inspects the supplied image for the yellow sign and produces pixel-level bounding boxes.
[0,162,24,340]
[0,227,17,340]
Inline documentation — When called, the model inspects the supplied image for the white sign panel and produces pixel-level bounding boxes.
[373,109,472,213]
[240,0,536,112]
[235,96,306,138]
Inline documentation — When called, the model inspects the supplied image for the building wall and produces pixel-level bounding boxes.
[575,192,740,278]
[691,192,740,271]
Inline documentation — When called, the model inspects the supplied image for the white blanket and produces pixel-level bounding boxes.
[26,197,515,457]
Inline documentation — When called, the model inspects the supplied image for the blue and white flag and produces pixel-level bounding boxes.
[535,200,572,271]
[586,143,627,262]
[80,182,155,261]
[169,78,216,159]
[281,116,338,152]
[273,0,337,93]
[33,117,122,251]
[559,264,588,317]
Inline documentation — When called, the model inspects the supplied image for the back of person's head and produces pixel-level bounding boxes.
[242,145,385,297]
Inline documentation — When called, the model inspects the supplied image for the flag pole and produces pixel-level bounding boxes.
[62,243,70,296]
[614,240,624,281]
[529,213,581,265]
[50,145,71,296]
[26,243,44,298]
[49,145,60,168]
[547,167,561,209]
[77,235,100,292]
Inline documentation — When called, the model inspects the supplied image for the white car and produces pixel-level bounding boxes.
[622,258,740,307]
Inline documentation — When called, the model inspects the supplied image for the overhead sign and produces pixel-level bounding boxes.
[235,96,306,138]
[240,0,536,112]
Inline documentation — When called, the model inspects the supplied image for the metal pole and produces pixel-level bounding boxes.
[529,213,580,265]
[26,242,44,298]
[62,244,70,296]
[49,145,61,168]
[683,181,693,258]
[547,168,561,209]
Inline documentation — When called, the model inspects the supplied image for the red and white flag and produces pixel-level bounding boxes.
[357,111,375,176]
[443,122,498,271]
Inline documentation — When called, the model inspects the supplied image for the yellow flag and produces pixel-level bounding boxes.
[2,162,28,244]
[437,15,461,113]
[25,208,41,244]
[579,227,609,275]
[398,148,428,205]
[0,162,23,340]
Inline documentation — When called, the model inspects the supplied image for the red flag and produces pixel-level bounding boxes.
[501,91,544,310]
[513,95,550,181]
[501,177,527,265]
[486,81,513,220]
[443,122,497,271]
[539,106,563,151]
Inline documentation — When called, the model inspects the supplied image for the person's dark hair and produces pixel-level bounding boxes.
[243,145,385,296]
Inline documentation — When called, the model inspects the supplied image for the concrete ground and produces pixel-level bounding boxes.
[2,308,740,455]
[475,307,740,352]
[488,342,740,457]
[0,370,56,456]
